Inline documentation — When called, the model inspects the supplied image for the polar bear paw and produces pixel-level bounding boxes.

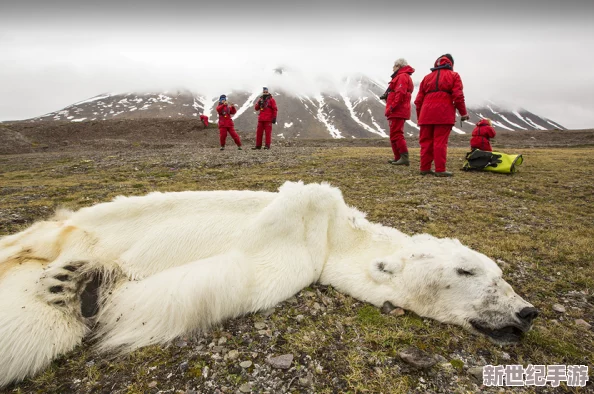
[38,261,91,311]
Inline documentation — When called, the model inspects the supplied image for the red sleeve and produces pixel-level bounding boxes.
[271,98,278,118]
[452,73,468,116]
[230,106,237,115]
[391,74,407,109]
[414,78,427,119]
[487,126,496,138]
[387,77,397,92]
[254,98,261,111]
[216,104,224,115]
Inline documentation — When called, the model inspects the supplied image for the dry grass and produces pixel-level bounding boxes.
[0,145,592,393]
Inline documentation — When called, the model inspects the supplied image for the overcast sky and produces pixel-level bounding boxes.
[1,0,593,129]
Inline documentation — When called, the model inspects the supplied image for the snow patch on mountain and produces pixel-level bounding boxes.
[233,91,260,119]
[315,95,343,138]
[498,114,527,130]
[340,92,387,137]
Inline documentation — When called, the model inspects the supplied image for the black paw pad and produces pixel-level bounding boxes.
[54,274,70,282]
[49,285,64,293]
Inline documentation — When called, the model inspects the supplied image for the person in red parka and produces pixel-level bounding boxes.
[252,87,278,150]
[470,118,496,151]
[216,94,242,150]
[383,58,415,166]
[199,114,209,128]
[414,54,469,177]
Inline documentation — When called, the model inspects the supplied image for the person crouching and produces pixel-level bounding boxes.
[216,95,242,150]
[470,118,496,152]
[384,58,415,166]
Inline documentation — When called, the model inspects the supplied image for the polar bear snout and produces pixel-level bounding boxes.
[516,306,539,326]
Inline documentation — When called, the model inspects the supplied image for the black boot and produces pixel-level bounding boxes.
[264,145,270,150]
[392,152,409,166]
[434,171,453,177]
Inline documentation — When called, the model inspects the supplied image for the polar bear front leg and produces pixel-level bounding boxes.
[0,261,90,388]
[94,251,263,354]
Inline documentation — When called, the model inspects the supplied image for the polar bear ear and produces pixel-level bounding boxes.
[368,259,403,283]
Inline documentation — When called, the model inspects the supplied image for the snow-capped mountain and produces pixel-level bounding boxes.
[30,75,565,138]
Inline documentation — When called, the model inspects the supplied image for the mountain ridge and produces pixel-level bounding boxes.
[27,76,566,138]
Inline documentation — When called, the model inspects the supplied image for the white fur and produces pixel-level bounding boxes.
[0,181,534,387]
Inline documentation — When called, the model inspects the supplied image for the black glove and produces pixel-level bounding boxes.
[379,93,388,101]
[272,118,277,124]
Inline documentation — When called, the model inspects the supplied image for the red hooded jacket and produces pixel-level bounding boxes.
[385,65,415,120]
[216,104,236,127]
[255,95,278,122]
[414,57,468,125]
[470,119,496,151]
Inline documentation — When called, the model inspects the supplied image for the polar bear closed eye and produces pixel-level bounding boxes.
[0,181,537,387]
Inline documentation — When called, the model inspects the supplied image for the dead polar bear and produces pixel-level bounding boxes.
[0,181,538,387]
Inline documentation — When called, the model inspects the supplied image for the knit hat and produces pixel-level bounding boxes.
[263,87,269,93]
[219,94,227,102]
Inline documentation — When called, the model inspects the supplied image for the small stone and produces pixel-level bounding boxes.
[254,322,267,330]
[434,354,447,363]
[239,383,252,393]
[240,360,253,369]
[295,315,305,322]
[186,390,197,394]
[398,347,437,369]
[212,346,224,353]
[298,372,314,387]
[381,301,397,314]
[267,354,294,369]
[552,304,566,313]
[218,337,227,345]
[227,350,240,360]
[575,319,591,329]
[261,307,276,318]
[179,361,189,372]
[228,365,242,375]
[389,307,405,317]
[175,339,188,348]
[500,352,511,361]
[313,302,322,310]
[286,296,298,304]
[202,366,209,378]
[468,366,484,383]
[148,381,158,388]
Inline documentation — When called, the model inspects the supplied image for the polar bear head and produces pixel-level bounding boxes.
[368,234,538,344]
